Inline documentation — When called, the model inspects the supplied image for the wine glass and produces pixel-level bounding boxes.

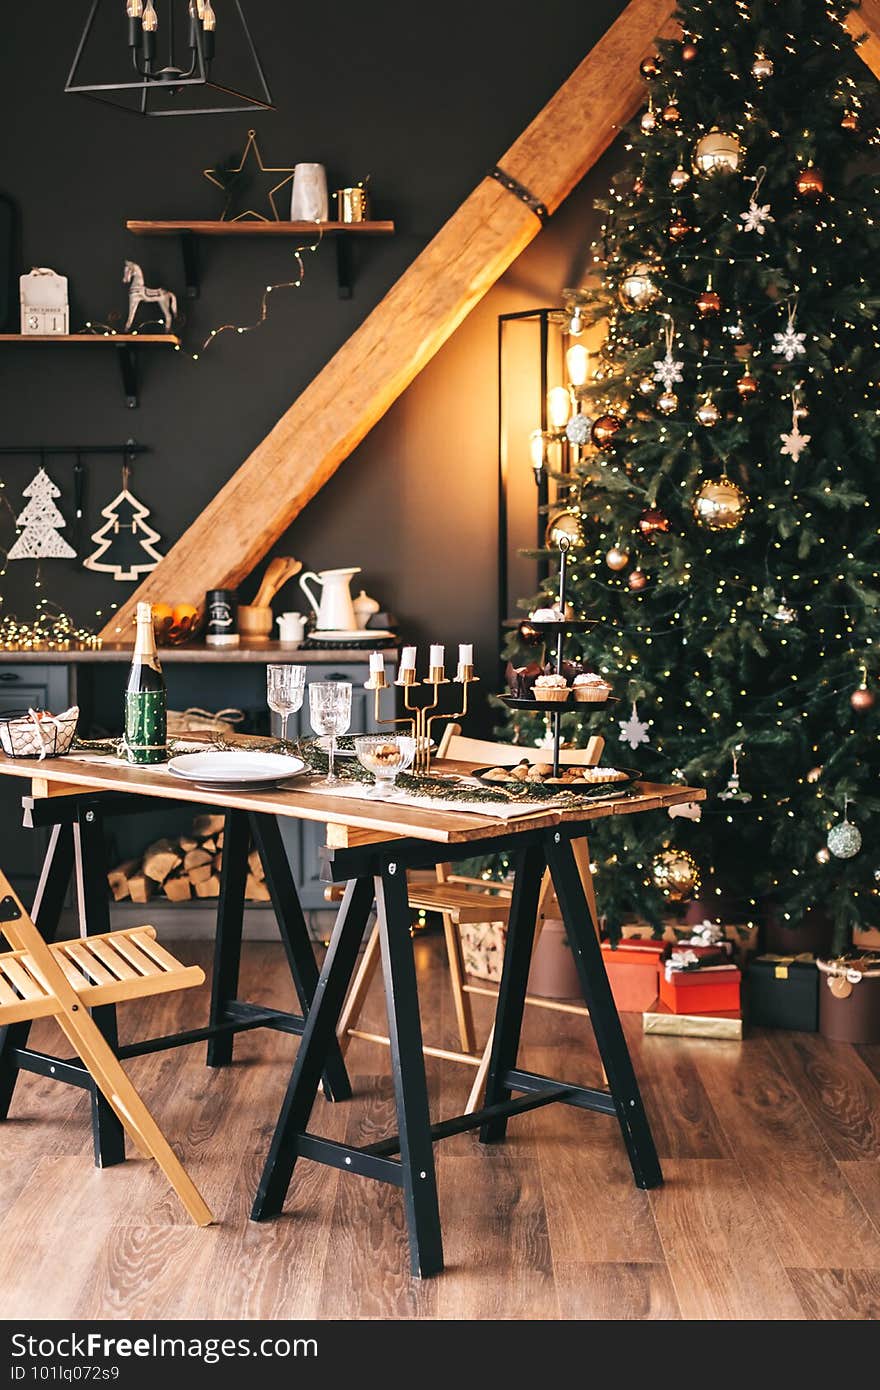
[267,665,306,746]
[309,681,352,785]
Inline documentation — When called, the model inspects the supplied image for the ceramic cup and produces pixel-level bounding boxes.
[277,612,308,647]
[291,164,329,222]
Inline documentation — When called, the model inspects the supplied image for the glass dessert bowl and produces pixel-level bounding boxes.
[354,734,417,796]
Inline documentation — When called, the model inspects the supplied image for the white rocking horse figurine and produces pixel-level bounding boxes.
[123,260,177,333]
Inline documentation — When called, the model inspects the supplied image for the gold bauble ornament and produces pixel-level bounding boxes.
[670,165,691,192]
[669,211,691,241]
[807,766,823,784]
[692,474,749,531]
[796,165,824,199]
[640,55,661,80]
[619,262,660,311]
[652,848,701,901]
[681,39,698,62]
[627,568,649,592]
[696,397,720,428]
[816,847,831,864]
[545,510,583,549]
[695,276,721,316]
[638,376,655,395]
[657,390,678,415]
[737,371,758,400]
[751,52,774,80]
[591,413,623,447]
[841,110,859,132]
[693,128,743,175]
[641,107,658,134]
[606,546,630,571]
[662,102,681,126]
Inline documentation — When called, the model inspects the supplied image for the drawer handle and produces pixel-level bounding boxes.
[0,674,20,683]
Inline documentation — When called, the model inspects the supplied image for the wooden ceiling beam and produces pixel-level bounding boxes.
[848,0,880,79]
[102,0,676,639]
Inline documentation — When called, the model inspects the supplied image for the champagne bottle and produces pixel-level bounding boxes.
[124,602,167,764]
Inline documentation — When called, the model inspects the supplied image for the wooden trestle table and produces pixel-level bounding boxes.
[0,747,704,1277]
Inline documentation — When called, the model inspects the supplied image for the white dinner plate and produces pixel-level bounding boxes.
[167,751,306,787]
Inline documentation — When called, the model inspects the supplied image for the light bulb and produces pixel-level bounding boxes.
[566,344,590,387]
[202,0,216,29]
[547,386,572,430]
[126,0,144,15]
[529,429,547,473]
[142,0,158,31]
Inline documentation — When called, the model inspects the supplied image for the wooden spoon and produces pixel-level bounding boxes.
[252,556,303,609]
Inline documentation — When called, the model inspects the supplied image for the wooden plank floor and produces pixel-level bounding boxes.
[1,936,880,1320]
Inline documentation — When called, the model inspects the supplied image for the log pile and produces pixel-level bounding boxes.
[107,813,271,904]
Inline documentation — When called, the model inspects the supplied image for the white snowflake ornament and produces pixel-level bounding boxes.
[740,201,774,234]
[772,303,807,362]
[653,320,683,391]
[619,701,652,751]
[780,388,810,461]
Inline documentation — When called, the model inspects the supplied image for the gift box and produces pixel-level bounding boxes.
[746,954,818,1032]
[600,939,666,1012]
[659,961,741,1014]
[643,1000,743,1040]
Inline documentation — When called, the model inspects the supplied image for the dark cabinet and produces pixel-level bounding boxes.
[0,664,71,901]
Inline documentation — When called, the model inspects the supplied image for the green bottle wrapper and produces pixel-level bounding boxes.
[124,689,167,764]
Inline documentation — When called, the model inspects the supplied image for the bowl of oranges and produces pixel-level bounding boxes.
[150,602,201,646]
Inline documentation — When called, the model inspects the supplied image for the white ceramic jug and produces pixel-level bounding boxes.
[298,567,361,631]
[276,612,307,647]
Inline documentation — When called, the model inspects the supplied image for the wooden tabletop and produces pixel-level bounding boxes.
[0,749,705,845]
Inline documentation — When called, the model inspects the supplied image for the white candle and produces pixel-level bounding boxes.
[458,643,473,666]
[430,644,445,669]
[369,652,384,674]
[400,645,417,670]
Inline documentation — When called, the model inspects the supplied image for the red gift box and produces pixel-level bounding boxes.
[600,939,666,1012]
[659,963,742,1014]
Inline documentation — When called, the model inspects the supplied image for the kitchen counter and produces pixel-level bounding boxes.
[0,641,397,665]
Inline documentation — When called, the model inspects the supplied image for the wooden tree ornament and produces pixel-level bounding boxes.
[83,469,164,581]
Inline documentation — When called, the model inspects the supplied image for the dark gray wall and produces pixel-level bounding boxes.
[0,1,629,694]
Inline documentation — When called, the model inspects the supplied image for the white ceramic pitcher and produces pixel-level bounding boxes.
[298,566,361,631]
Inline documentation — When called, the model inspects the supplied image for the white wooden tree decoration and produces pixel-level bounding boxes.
[7,467,76,560]
[83,484,164,581]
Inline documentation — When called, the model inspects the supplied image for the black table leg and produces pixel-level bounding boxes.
[251,874,375,1223]
[375,864,444,1277]
[545,830,662,1190]
[249,814,351,1102]
[74,803,126,1168]
[0,823,74,1119]
[206,810,249,1067]
[479,843,546,1145]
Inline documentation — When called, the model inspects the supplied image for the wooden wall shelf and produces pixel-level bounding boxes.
[0,334,181,409]
[126,219,396,300]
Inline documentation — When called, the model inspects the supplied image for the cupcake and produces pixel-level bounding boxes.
[529,606,564,622]
[533,674,570,703]
[572,672,612,703]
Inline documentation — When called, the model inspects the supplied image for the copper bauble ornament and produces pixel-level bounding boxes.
[692,475,748,531]
[693,129,743,175]
[841,110,859,131]
[652,848,701,901]
[606,546,630,571]
[807,766,823,784]
[627,568,649,592]
[633,174,646,195]
[638,376,655,395]
[640,55,660,80]
[796,165,824,199]
[657,390,679,415]
[662,102,681,126]
[670,165,691,192]
[591,413,623,447]
[681,40,698,62]
[639,507,670,537]
[851,685,875,711]
[545,510,583,549]
[669,211,691,241]
[737,371,758,400]
[619,262,660,310]
[696,277,721,316]
[816,847,831,864]
[751,52,774,79]
[641,108,658,134]
[696,397,720,428]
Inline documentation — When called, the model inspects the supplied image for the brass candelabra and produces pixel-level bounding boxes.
[365,661,478,774]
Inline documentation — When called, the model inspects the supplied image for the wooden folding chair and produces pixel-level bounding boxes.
[0,869,212,1226]
[335,727,605,1111]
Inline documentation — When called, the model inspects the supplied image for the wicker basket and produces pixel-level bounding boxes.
[166,706,245,737]
[0,706,79,759]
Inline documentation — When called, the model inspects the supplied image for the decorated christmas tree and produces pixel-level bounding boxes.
[7,467,76,560]
[506,0,880,950]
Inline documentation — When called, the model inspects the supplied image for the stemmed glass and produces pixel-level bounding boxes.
[266,665,306,747]
[309,681,352,785]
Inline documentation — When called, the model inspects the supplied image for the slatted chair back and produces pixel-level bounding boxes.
[436,726,605,768]
[0,869,212,1226]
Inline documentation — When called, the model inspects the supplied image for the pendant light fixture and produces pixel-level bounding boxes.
[65,0,273,116]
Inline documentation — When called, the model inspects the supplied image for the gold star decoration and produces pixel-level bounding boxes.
[203,129,294,223]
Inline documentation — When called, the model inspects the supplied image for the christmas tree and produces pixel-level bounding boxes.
[506,0,880,950]
[82,487,164,582]
[7,467,76,561]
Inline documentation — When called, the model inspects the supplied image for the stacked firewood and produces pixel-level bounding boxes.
[107,813,271,905]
